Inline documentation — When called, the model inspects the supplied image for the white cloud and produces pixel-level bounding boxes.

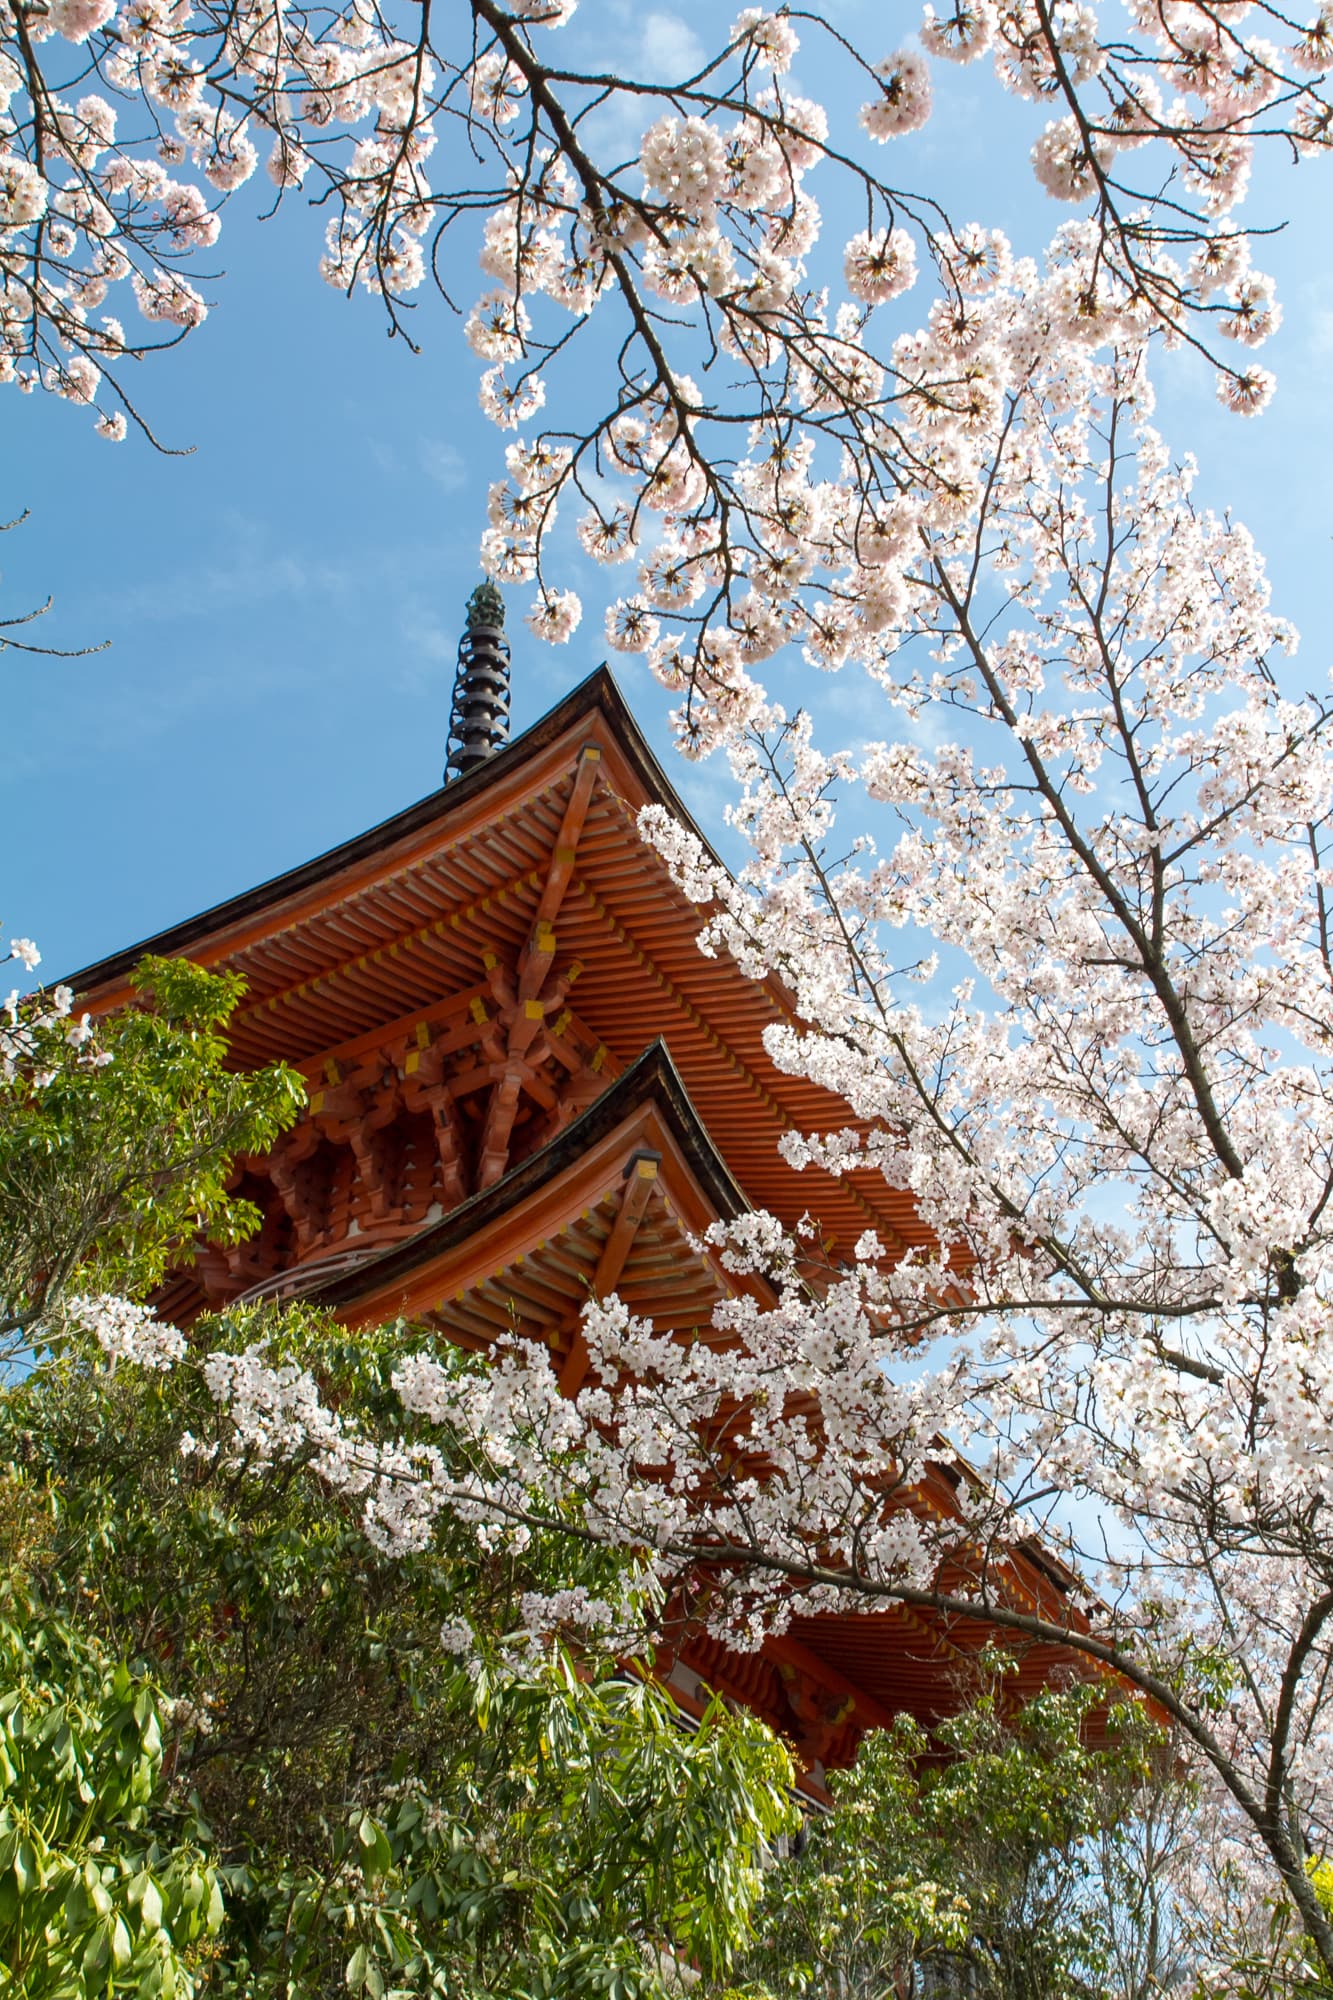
[419,439,468,490]
[577,10,710,158]
[400,608,458,663]
[1308,308,1333,357]
[106,526,349,623]
[639,10,706,80]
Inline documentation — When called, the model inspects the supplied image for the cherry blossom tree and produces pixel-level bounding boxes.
[211,383,1333,1960]
[12,0,1333,1979]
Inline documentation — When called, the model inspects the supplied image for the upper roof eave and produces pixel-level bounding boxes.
[64,664,712,997]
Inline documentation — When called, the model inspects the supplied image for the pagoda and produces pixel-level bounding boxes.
[71,590,1099,1802]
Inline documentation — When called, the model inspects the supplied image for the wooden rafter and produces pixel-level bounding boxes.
[558,1150,660,1394]
[536,745,601,927]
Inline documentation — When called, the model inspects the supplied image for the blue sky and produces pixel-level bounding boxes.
[8,0,1333,982]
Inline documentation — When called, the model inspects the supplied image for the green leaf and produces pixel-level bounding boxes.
[110,1912,133,1969]
[139,1875,164,1934]
[346,1943,369,1991]
[13,1839,36,1897]
[63,1876,93,1932]
[358,1815,392,1885]
[81,1922,109,1978]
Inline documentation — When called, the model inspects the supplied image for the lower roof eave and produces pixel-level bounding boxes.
[298,1038,748,1317]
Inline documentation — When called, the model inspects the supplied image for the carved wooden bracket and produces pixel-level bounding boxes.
[182,750,621,1294]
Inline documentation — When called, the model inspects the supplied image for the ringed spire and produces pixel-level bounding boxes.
[445,578,511,784]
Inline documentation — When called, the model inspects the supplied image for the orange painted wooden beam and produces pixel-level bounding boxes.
[537,744,602,927]
[558,1151,661,1395]
[477,1063,525,1190]
[764,1628,903,1737]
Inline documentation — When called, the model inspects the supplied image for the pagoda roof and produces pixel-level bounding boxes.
[71,664,925,1262]
[232,1038,753,1335]
[304,1040,744,1312]
[70,663,1117,1775]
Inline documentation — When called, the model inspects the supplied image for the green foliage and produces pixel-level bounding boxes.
[0,1305,797,1998]
[714,1663,1179,2000]
[0,957,303,1334]
[0,959,795,1993]
[0,1580,222,1999]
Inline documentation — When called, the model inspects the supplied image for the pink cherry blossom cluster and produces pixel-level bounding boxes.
[0,0,1325,452]
[62,1290,186,1367]
[1,0,441,428]
[610,389,1333,1956]
[447,3,1323,684]
[197,1334,649,1659]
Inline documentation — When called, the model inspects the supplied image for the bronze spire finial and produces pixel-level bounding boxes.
[464,577,505,633]
[445,579,511,784]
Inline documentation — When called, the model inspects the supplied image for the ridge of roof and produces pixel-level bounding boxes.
[65,665,715,995]
[296,1037,747,1312]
